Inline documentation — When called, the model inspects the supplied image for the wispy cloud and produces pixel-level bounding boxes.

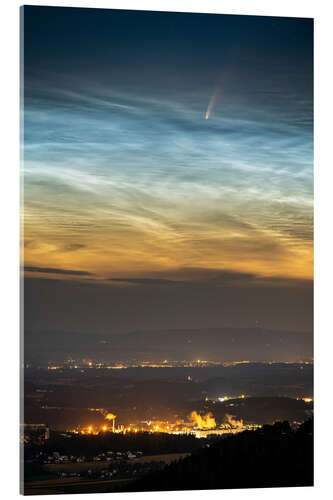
[23,59,312,282]
[106,269,312,288]
[108,277,186,286]
[24,266,93,276]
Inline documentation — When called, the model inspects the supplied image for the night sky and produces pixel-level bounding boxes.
[22,7,313,334]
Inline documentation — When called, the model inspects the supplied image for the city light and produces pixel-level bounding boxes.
[302,397,313,403]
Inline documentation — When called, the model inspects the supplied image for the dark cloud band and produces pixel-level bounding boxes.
[24,266,92,276]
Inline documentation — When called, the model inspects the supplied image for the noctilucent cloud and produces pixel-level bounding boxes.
[22,7,313,333]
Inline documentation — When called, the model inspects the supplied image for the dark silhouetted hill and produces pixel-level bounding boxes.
[123,419,313,491]
[25,327,313,364]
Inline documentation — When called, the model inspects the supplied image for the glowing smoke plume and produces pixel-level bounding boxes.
[105,413,116,421]
[225,414,243,428]
[189,411,216,429]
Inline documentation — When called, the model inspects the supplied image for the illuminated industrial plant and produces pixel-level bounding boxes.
[67,409,261,439]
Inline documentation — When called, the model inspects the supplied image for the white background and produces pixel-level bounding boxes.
[0,1,332,499]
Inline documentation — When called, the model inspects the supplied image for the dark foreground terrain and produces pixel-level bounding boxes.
[125,419,313,492]
[24,419,313,494]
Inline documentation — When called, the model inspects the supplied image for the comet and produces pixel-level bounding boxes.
[205,87,219,120]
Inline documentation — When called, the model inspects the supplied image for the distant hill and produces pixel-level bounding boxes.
[25,327,313,364]
[196,397,313,425]
[123,419,313,492]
